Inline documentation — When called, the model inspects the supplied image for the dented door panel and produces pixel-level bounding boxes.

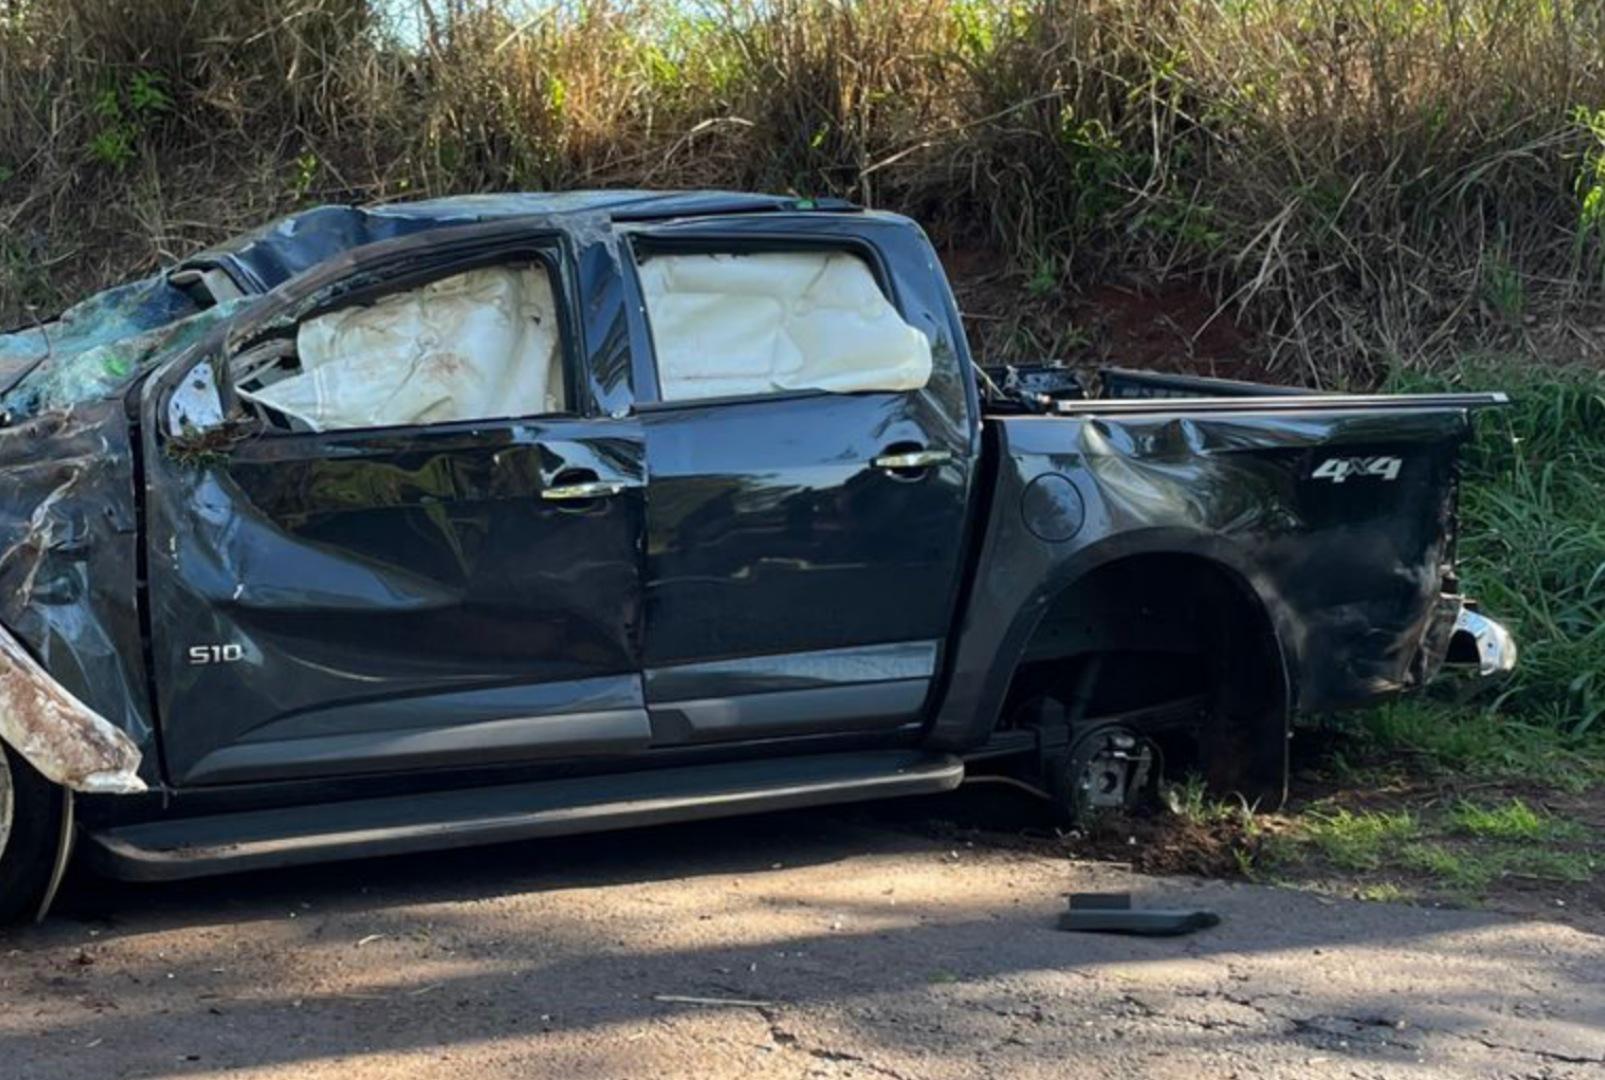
[144,419,649,785]
[930,406,1476,774]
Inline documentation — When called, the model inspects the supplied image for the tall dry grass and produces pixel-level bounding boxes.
[2,0,1603,381]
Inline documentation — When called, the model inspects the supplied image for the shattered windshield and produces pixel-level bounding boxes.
[0,274,242,423]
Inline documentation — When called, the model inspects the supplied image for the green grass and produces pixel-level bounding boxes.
[1274,807,1598,898]
[1502,847,1598,883]
[1446,798,1587,842]
[1400,841,1598,892]
[1339,703,1601,790]
[1297,808,1420,871]
[1399,842,1493,891]
[1446,798,1544,840]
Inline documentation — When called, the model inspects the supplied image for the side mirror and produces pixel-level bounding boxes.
[166,356,226,435]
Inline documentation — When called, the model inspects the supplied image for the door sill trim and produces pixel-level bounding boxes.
[84,750,963,882]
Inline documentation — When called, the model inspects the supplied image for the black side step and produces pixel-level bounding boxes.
[84,751,964,882]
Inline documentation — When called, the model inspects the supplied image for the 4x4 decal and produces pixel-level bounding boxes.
[1311,456,1404,483]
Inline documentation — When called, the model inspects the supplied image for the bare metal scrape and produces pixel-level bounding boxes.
[0,625,144,794]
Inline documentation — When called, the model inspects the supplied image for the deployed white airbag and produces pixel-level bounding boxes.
[241,265,563,431]
[638,251,932,401]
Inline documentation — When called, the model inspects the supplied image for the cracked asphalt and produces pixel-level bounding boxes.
[2,795,1601,1079]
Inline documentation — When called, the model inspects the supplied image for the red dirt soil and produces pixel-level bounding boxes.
[939,245,1293,386]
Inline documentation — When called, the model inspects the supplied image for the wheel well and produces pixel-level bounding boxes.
[998,553,1289,804]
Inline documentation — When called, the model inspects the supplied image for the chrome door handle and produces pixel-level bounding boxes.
[541,480,628,501]
[873,449,952,471]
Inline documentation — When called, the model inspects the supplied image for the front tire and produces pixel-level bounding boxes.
[0,741,65,926]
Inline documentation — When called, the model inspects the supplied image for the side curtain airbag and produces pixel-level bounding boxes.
[638,251,932,401]
[240,266,562,431]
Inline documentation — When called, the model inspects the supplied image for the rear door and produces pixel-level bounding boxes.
[143,230,651,785]
[623,216,979,745]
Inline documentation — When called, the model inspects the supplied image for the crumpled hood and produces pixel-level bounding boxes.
[0,273,245,425]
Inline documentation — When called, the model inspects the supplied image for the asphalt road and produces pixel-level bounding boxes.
[2,792,1601,1079]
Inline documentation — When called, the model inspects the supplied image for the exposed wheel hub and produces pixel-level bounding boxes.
[1066,725,1156,817]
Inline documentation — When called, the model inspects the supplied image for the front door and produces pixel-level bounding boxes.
[144,241,649,785]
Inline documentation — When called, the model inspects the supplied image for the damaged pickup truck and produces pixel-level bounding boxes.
[0,191,1516,922]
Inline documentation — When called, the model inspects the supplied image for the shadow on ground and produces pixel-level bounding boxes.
[2,786,1600,1079]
